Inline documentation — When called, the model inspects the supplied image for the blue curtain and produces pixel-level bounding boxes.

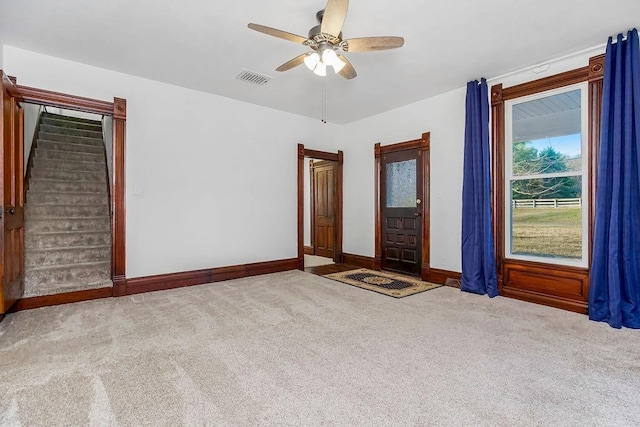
[590,29,640,329]
[461,79,498,297]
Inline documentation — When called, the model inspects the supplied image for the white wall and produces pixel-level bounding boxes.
[22,103,42,175]
[4,46,342,278]
[340,45,606,273]
[0,44,3,69]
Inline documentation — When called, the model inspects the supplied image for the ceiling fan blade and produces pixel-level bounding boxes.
[248,23,309,44]
[337,54,357,79]
[276,54,307,72]
[344,36,405,52]
[321,0,349,37]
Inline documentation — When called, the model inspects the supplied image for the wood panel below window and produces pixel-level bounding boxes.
[500,261,588,314]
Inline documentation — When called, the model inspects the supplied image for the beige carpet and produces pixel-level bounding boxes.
[324,268,441,297]
[303,254,334,268]
[1,270,639,426]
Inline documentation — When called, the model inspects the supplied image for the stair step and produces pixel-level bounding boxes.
[33,157,107,173]
[37,131,104,146]
[28,179,107,193]
[29,168,106,183]
[27,191,108,206]
[39,124,103,139]
[23,279,113,298]
[26,204,108,218]
[29,179,108,194]
[24,261,111,288]
[42,113,102,126]
[25,245,111,267]
[36,148,104,163]
[40,117,102,131]
[25,231,111,249]
[26,216,110,233]
[36,139,104,155]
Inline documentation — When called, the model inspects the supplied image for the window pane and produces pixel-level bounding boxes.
[386,159,416,208]
[512,89,582,176]
[510,177,582,259]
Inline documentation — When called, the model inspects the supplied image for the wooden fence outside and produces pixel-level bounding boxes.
[512,198,582,208]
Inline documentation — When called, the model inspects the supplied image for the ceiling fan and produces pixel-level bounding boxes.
[248,0,404,79]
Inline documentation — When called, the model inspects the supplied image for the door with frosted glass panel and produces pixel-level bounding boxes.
[381,149,422,276]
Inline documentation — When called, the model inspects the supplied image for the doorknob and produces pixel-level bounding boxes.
[6,207,15,215]
[414,212,422,217]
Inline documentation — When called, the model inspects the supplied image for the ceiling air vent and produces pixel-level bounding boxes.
[236,69,272,86]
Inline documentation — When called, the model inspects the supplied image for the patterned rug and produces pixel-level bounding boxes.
[323,268,441,298]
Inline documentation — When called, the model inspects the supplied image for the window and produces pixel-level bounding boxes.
[504,83,589,267]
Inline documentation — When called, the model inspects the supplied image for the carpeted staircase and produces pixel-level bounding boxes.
[24,112,112,297]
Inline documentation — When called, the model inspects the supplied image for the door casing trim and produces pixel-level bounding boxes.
[374,133,431,280]
[297,144,343,269]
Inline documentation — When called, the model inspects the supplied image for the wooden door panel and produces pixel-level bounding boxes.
[326,226,334,248]
[316,226,326,248]
[0,72,25,314]
[312,161,336,259]
[402,248,417,263]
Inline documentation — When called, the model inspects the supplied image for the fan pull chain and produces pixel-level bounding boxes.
[321,78,327,124]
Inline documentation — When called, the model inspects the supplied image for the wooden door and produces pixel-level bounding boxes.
[0,72,25,314]
[381,148,423,276]
[311,160,336,259]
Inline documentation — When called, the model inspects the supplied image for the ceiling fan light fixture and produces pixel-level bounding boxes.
[304,52,320,70]
[331,57,346,73]
[321,48,345,73]
[248,0,405,81]
[313,61,327,76]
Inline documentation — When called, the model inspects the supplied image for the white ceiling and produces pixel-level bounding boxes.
[1,0,639,124]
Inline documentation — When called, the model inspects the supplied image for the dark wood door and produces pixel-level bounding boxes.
[0,72,25,314]
[381,148,423,276]
[311,160,336,259]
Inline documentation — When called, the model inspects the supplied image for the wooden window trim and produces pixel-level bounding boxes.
[490,55,605,314]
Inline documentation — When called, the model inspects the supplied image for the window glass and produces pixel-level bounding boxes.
[510,177,582,259]
[386,159,416,207]
[512,89,582,176]
[506,85,587,266]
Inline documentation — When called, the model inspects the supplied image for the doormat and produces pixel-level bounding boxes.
[323,268,441,298]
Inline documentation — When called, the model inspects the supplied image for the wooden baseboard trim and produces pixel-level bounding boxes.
[430,268,461,285]
[125,268,211,295]
[213,258,298,282]
[303,246,314,255]
[10,258,298,312]
[501,287,588,315]
[125,258,298,295]
[112,276,127,297]
[342,253,376,269]
[10,287,114,312]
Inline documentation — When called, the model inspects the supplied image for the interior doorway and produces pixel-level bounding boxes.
[8,80,127,309]
[375,133,431,279]
[305,159,337,268]
[297,144,343,270]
